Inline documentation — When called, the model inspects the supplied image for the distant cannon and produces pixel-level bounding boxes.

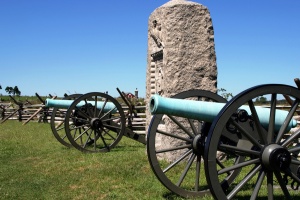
[45,88,146,153]
[147,83,300,199]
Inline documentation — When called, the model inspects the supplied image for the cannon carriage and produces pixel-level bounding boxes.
[44,79,300,199]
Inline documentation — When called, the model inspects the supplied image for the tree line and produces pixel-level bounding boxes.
[0,85,21,96]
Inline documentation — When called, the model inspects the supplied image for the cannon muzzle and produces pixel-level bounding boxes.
[45,98,116,112]
[150,94,297,131]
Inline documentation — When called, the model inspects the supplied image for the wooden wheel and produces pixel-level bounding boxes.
[205,84,300,199]
[50,94,81,147]
[64,92,125,153]
[147,90,227,198]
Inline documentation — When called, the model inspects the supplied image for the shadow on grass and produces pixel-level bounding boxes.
[162,191,299,200]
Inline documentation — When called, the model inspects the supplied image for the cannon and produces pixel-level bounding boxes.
[45,89,146,153]
[147,83,300,199]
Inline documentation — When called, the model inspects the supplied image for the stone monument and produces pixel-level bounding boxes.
[145,0,217,160]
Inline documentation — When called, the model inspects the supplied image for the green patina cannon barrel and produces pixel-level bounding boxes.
[149,94,297,132]
[45,98,116,113]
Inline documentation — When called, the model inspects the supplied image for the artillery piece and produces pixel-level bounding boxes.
[147,83,300,199]
[45,89,146,153]
[44,81,300,199]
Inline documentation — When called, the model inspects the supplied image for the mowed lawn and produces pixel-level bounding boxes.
[0,120,197,200]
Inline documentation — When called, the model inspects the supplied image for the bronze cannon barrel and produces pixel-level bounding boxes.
[149,94,297,131]
[45,98,117,113]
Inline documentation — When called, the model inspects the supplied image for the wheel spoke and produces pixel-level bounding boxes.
[267,94,277,144]
[82,129,94,148]
[250,169,265,200]
[188,119,198,136]
[248,99,267,144]
[285,168,300,185]
[168,115,195,138]
[267,171,273,200]
[157,129,192,143]
[291,159,300,165]
[216,158,228,171]
[218,158,260,175]
[56,125,64,131]
[101,128,117,141]
[274,170,291,199]
[156,144,192,154]
[97,98,108,118]
[177,153,196,186]
[290,146,300,154]
[55,121,64,129]
[227,165,262,199]
[102,123,122,130]
[195,155,201,191]
[99,106,117,120]
[93,130,97,150]
[73,127,91,142]
[97,129,110,151]
[219,144,260,157]
[163,149,192,173]
[75,108,91,120]
[94,96,98,117]
[102,116,122,123]
[282,128,300,147]
[275,99,299,144]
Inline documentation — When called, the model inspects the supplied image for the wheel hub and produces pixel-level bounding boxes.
[192,134,205,154]
[261,144,291,171]
[90,118,103,129]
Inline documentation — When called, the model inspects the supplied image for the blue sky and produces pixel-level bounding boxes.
[0,0,299,98]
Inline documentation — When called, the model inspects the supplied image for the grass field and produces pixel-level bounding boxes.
[0,121,205,200]
[1,121,299,200]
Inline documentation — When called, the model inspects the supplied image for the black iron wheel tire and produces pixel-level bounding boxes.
[205,84,300,199]
[65,92,125,153]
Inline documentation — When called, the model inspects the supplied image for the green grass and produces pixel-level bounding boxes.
[0,121,200,200]
[1,121,299,199]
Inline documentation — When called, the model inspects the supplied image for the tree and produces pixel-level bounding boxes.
[217,88,233,100]
[255,96,267,104]
[13,86,21,96]
[5,86,14,95]
[5,86,21,96]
